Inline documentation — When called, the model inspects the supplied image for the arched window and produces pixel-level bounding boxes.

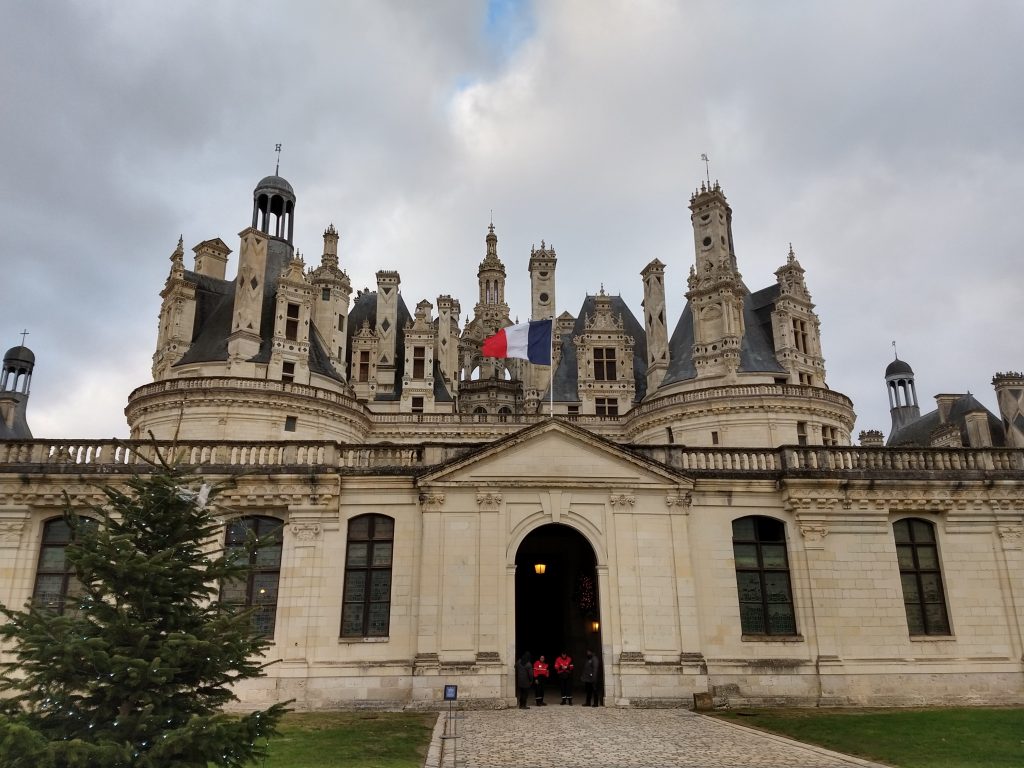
[341,515,394,637]
[893,518,951,635]
[220,516,283,637]
[732,516,797,636]
[32,517,96,615]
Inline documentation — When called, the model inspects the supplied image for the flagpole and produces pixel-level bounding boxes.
[549,316,554,418]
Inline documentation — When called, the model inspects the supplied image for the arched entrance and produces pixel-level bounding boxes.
[515,524,602,702]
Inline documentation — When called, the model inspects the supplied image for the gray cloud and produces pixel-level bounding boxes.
[2,1,1021,440]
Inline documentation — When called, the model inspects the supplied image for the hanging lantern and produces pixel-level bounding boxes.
[590,620,600,633]
[534,563,547,575]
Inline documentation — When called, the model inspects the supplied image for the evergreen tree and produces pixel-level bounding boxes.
[0,466,289,767]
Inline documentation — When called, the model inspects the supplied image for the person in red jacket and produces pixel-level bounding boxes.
[532,655,550,705]
[554,651,574,705]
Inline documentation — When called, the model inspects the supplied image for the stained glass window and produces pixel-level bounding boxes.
[893,518,951,635]
[341,514,394,637]
[732,516,797,635]
[220,516,283,637]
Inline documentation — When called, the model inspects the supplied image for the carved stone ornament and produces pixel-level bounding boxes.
[798,523,829,547]
[997,524,1023,550]
[289,522,322,542]
[475,492,501,512]
[609,494,635,509]
[419,493,446,511]
[0,520,27,546]
[665,493,692,510]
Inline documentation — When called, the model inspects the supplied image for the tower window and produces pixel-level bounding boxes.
[284,416,297,432]
[412,346,425,379]
[792,319,808,354]
[732,516,797,636]
[282,361,295,384]
[358,351,370,382]
[411,396,424,414]
[338,315,345,332]
[595,397,618,417]
[711,430,719,445]
[285,303,300,341]
[594,348,616,381]
[796,421,808,446]
[322,288,330,301]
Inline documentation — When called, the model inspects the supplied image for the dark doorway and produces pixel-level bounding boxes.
[515,524,602,699]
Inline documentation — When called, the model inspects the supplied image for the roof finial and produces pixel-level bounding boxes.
[18,329,29,346]
[274,143,282,175]
[788,242,795,262]
[700,152,711,187]
[892,339,898,359]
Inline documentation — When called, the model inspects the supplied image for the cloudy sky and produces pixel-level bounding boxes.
[2,0,1021,441]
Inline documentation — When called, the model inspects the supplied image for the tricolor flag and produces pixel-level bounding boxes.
[481,319,552,365]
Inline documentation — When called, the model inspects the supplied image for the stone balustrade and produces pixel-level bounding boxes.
[2,439,1021,477]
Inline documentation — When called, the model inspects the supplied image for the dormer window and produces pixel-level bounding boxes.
[285,303,299,341]
[594,348,616,381]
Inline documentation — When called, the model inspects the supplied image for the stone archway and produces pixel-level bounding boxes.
[514,523,602,702]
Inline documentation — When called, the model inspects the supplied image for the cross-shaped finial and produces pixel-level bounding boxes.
[19,329,29,346]
[275,143,282,174]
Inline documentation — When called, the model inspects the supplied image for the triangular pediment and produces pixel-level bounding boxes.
[419,420,689,489]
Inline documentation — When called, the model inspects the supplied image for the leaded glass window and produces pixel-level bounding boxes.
[32,517,96,615]
[341,514,394,637]
[220,516,283,637]
[732,516,797,635]
[894,518,951,635]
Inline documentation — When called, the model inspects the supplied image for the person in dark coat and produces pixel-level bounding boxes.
[582,649,600,707]
[515,653,534,709]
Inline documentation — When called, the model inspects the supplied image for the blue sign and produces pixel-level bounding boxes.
[443,684,458,701]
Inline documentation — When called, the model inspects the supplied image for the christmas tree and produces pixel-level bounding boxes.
[0,465,289,767]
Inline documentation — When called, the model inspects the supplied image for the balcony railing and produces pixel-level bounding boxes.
[1,439,1021,477]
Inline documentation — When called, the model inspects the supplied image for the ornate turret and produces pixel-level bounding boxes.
[993,371,1024,448]
[686,181,745,379]
[0,340,35,439]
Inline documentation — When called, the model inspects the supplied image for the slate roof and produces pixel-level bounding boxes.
[887,393,1006,447]
[659,286,786,388]
[173,242,343,382]
[345,290,453,403]
[548,294,648,402]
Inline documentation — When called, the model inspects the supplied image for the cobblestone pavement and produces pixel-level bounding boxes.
[434,707,890,768]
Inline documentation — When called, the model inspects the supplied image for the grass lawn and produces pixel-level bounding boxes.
[711,707,1024,768]
[259,711,436,768]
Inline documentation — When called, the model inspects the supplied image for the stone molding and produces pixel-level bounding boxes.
[665,492,692,512]
[798,522,829,549]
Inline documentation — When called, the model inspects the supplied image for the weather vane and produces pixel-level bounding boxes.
[275,143,282,175]
[700,153,711,186]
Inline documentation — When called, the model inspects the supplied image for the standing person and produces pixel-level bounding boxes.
[554,650,574,705]
[532,654,550,705]
[582,649,600,707]
[515,653,534,709]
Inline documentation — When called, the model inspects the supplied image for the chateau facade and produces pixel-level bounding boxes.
[1,173,1022,709]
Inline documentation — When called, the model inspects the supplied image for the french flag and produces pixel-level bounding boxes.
[481,319,552,365]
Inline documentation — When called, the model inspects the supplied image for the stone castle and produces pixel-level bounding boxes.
[1,171,1021,708]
